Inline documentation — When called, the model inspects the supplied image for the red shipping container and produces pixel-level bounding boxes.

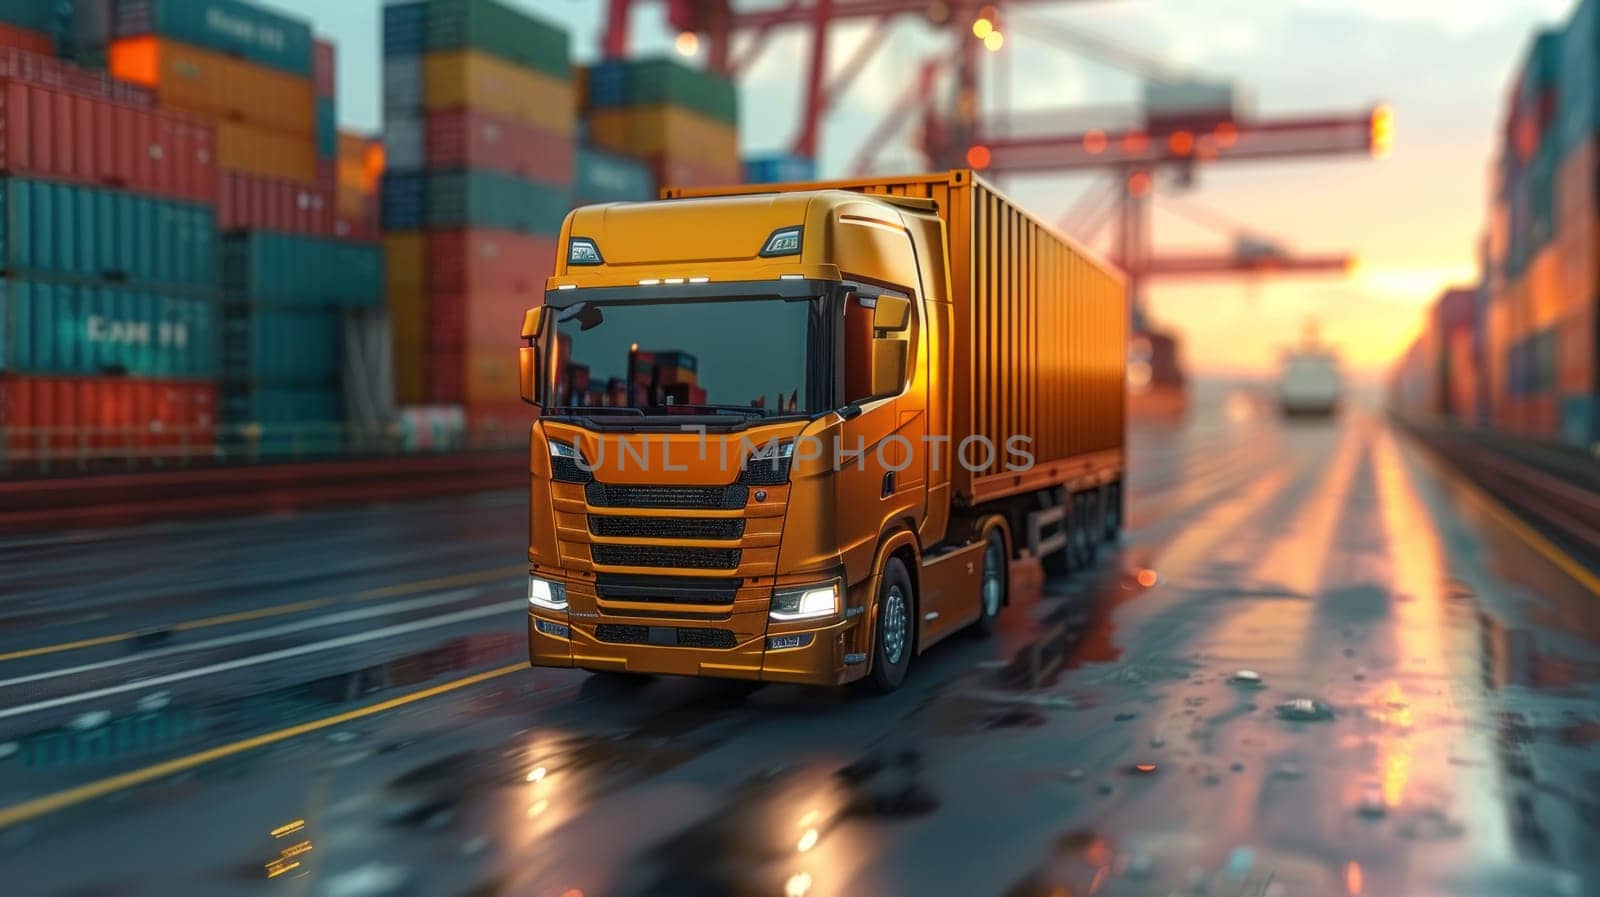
[424,109,574,185]
[0,79,216,204]
[313,39,335,98]
[424,231,556,298]
[335,210,379,241]
[0,375,217,456]
[218,170,334,235]
[0,22,51,56]
[0,46,154,107]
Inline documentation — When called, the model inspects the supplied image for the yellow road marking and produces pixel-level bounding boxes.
[1452,474,1600,598]
[0,663,526,830]
[0,565,525,664]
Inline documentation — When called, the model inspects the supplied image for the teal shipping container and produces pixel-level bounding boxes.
[422,0,568,81]
[426,170,569,236]
[222,233,382,306]
[111,0,314,77]
[0,180,215,291]
[587,58,738,126]
[221,303,341,383]
[576,147,655,204]
[316,97,337,159]
[0,0,56,32]
[0,279,217,378]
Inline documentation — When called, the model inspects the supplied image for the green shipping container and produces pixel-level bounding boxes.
[0,179,215,291]
[426,170,570,236]
[423,0,569,81]
[222,385,342,423]
[0,0,55,32]
[222,233,382,306]
[111,0,314,77]
[316,96,337,159]
[0,279,218,378]
[587,57,738,126]
[221,303,341,384]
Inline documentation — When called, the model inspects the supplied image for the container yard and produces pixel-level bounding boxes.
[4,4,1600,897]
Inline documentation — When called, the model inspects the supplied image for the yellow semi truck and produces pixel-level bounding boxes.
[520,170,1126,691]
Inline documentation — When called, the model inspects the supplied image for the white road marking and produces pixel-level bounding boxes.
[0,588,492,691]
[0,599,524,722]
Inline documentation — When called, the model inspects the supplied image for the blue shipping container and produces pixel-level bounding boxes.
[0,0,57,33]
[382,1,425,58]
[222,233,382,306]
[222,303,341,383]
[112,0,313,76]
[316,96,337,159]
[575,147,655,204]
[0,278,217,378]
[0,179,215,291]
[426,170,570,236]
[744,154,816,185]
[381,172,425,231]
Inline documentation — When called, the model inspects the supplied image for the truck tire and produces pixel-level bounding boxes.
[1069,491,1099,570]
[972,526,1008,636]
[866,557,916,693]
[1102,481,1122,542]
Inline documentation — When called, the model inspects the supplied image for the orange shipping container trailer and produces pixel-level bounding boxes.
[519,170,1126,691]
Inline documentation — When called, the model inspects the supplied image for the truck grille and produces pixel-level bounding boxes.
[589,516,745,540]
[595,574,740,605]
[594,624,737,649]
[586,482,748,510]
[591,545,743,570]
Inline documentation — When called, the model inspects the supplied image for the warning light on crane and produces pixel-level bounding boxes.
[984,30,1005,52]
[674,30,699,56]
[1370,104,1394,158]
[1168,130,1195,156]
[966,145,992,170]
[972,17,994,39]
[1083,129,1107,155]
[1127,171,1152,197]
[1213,121,1239,148]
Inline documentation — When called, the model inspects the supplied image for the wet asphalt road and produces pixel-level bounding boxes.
[2,387,1599,897]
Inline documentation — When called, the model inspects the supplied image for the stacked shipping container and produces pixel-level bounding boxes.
[582,57,741,189]
[382,0,572,430]
[0,42,220,458]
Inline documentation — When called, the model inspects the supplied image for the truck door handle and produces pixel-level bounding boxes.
[881,471,895,497]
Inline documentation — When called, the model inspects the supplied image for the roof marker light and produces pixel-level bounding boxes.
[689,276,710,284]
[556,284,577,290]
[639,278,661,286]
[760,226,803,258]
[567,238,603,266]
[665,277,685,284]
[780,274,805,280]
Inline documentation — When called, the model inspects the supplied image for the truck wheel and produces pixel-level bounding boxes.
[1069,492,1099,570]
[972,526,1007,636]
[866,557,915,693]
[1102,481,1122,541]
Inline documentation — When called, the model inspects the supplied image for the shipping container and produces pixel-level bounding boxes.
[586,58,738,125]
[313,37,334,97]
[422,49,574,137]
[381,170,424,231]
[0,373,217,455]
[383,2,425,58]
[111,0,313,76]
[108,37,314,135]
[425,169,570,235]
[743,153,816,185]
[0,45,155,107]
[0,278,217,378]
[0,79,218,204]
[222,232,382,306]
[586,104,738,162]
[221,302,341,383]
[383,114,424,171]
[575,146,654,204]
[221,383,342,424]
[335,131,382,240]
[316,96,337,159]
[424,230,552,298]
[385,232,426,406]
[0,21,51,55]
[0,178,215,289]
[649,152,743,191]
[217,170,331,235]
[424,109,573,183]
[215,118,317,183]
[383,55,421,117]
[0,0,55,33]
[422,0,569,81]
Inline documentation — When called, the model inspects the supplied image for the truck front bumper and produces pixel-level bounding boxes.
[528,610,863,686]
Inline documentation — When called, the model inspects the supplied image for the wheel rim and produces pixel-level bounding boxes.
[982,536,1004,617]
[882,585,908,665]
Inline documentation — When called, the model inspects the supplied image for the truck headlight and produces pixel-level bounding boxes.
[528,575,568,611]
[547,439,593,484]
[739,440,795,485]
[769,579,840,621]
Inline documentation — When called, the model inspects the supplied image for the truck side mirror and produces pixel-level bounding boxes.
[519,307,550,406]
[872,339,908,397]
[872,294,911,332]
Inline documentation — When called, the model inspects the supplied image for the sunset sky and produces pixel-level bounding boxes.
[267,0,1577,381]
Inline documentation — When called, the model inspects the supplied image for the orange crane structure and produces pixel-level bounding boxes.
[602,0,1391,412]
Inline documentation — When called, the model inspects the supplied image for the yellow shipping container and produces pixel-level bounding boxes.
[422,50,574,137]
[586,104,739,163]
[108,37,314,136]
[216,120,317,183]
[386,234,427,405]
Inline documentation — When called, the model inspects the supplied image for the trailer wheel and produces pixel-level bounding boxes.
[1102,481,1122,542]
[866,557,916,693]
[972,525,1008,637]
[1069,491,1100,570]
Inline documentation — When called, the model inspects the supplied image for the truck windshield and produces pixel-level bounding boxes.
[549,296,831,417]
